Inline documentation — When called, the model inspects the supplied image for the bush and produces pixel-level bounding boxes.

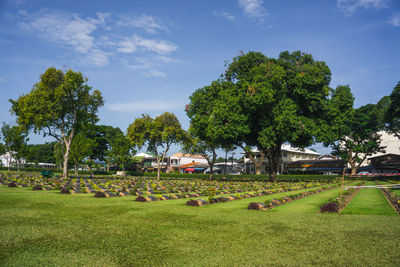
[320,202,339,213]
[60,188,70,194]
[141,172,341,182]
[8,182,17,187]
[94,191,106,198]
[33,185,43,190]
[248,202,266,210]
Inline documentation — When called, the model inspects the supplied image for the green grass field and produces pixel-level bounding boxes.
[341,182,398,215]
[1,184,399,266]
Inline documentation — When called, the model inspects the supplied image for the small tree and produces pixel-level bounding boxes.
[182,132,218,180]
[127,112,184,179]
[10,67,103,178]
[1,123,29,172]
[320,87,385,174]
[107,132,134,173]
[69,132,95,175]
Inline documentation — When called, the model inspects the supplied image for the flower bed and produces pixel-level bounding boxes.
[187,182,340,207]
[248,185,339,210]
[320,182,364,213]
[380,187,400,214]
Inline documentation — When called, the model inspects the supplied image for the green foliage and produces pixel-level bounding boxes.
[85,125,124,161]
[25,142,57,164]
[141,172,340,181]
[187,51,333,181]
[0,123,29,171]
[107,132,134,171]
[320,90,386,174]
[10,67,104,178]
[385,81,400,139]
[69,132,95,174]
[127,112,184,179]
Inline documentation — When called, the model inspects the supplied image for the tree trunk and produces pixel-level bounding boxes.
[266,146,282,183]
[63,142,71,178]
[348,151,357,175]
[350,164,357,175]
[156,156,161,180]
[107,162,109,172]
[74,164,78,176]
[245,149,264,175]
[206,150,216,181]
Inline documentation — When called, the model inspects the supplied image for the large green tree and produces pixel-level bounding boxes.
[10,67,103,178]
[319,87,385,174]
[189,51,332,181]
[185,80,245,180]
[1,123,29,172]
[385,81,400,139]
[127,112,184,179]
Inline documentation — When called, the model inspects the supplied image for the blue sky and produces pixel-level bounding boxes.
[0,0,399,155]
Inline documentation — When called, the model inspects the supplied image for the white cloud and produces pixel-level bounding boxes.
[117,35,177,55]
[389,12,400,26]
[141,69,167,78]
[22,13,98,53]
[117,14,166,34]
[107,100,181,112]
[337,0,387,15]
[157,55,178,64]
[20,12,111,66]
[117,39,137,53]
[18,10,178,69]
[122,56,177,77]
[133,35,178,54]
[83,49,111,67]
[238,0,268,22]
[96,12,110,24]
[122,57,152,70]
[213,11,235,21]
[0,77,6,82]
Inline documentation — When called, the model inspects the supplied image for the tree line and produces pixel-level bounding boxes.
[2,51,399,180]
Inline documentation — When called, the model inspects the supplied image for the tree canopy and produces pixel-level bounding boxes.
[0,123,29,172]
[10,67,104,178]
[319,86,386,174]
[127,112,184,179]
[385,81,400,139]
[188,51,332,181]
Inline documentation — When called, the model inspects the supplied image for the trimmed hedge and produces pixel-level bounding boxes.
[142,172,341,182]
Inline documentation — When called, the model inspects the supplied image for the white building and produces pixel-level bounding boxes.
[169,153,209,172]
[369,131,400,158]
[243,144,320,174]
[0,152,26,167]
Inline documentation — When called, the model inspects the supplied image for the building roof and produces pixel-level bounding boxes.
[245,145,320,156]
[171,153,206,159]
[281,144,320,155]
[134,152,154,158]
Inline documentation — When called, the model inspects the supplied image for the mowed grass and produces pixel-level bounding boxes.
[0,185,399,266]
[341,181,398,216]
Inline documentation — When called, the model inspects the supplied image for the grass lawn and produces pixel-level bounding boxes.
[0,185,399,266]
[341,181,398,216]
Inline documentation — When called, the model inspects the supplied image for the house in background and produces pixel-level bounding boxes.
[287,154,346,174]
[169,153,208,173]
[243,144,320,174]
[0,152,26,168]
